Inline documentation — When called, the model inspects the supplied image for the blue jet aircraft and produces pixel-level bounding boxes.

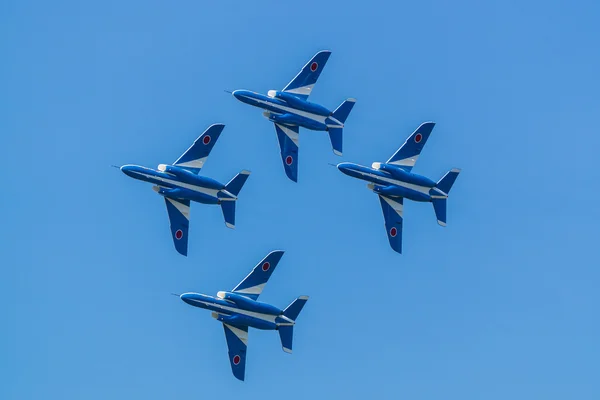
[120,124,250,256]
[337,122,460,254]
[179,250,308,381]
[232,50,356,182]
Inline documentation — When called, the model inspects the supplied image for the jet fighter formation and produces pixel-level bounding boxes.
[117,50,461,381]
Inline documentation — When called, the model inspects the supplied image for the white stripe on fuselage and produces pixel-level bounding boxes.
[129,169,220,197]
[360,170,431,195]
[188,298,281,324]
[242,95,341,128]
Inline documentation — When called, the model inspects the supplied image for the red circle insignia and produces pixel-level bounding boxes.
[285,156,293,165]
[175,229,183,240]
[203,135,211,145]
[262,262,270,272]
[310,62,318,72]
[390,227,397,237]
[415,133,422,143]
[233,355,241,365]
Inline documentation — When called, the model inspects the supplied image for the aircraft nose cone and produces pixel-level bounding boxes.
[120,164,134,177]
[180,293,193,305]
[232,90,254,104]
[232,90,244,100]
[336,162,352,175]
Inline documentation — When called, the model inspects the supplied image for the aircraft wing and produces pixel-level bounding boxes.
[274,123,299,182]
[282,50,331,100]
[232,250,285,300]
[386,122,436,172]
[223,323,248,381]
[173,123,225,174]
[164,197,190,256]
[378,195,404,254]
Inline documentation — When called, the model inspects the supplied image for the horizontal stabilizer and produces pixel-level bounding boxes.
[432,198,447,226]
[221,202,236,229]
[283,296,309,321]
[225,170,251,197]
[331,98,356,124]
[436,168,461,195]
[328,127,343,156]
[278,325,294,354]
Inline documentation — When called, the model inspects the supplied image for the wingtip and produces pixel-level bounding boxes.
[225,222,235,229]
[333,150,343,156]
[282,347,293,354]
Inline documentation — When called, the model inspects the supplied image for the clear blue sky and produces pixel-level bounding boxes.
[2,0,599,398]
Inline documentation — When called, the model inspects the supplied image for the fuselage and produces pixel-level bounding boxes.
[232,89,343,131]
[121,164,235,204]
[337,162,446,203]
[180,292,294,331]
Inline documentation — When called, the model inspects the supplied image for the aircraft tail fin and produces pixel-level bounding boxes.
[435,168,461,195]
[283,296,309,321]
[220,202,236,229]
[327,128,343,156]
[278,325,294,354]
[431,168,460,227]
[220,170,250,229]
[331,98,356,124]
[431,198,447,227]
[225,170,251,197]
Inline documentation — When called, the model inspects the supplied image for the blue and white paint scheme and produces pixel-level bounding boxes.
[337,122,461,254]
[232,50,356,182]
[119,124,251,256]
[179,250,308,381]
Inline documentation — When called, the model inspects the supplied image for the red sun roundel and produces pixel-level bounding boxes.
[262,262,270,272]
[175,229,183,240]
[285,156,293,165]
[414,133,422,143]
[390,227,398,237]
[233,355,241,365]
[310,62,318,72]
[203,135,211,145]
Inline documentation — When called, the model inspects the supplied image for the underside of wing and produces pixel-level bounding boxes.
[386,122,436,173]
[164,197,190,256]
[173,123,225,173]
[282,50,331,100]
[223,323,248,381]
[232,250,285,300]
[274,123,299,182]
[378,195,404,254]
